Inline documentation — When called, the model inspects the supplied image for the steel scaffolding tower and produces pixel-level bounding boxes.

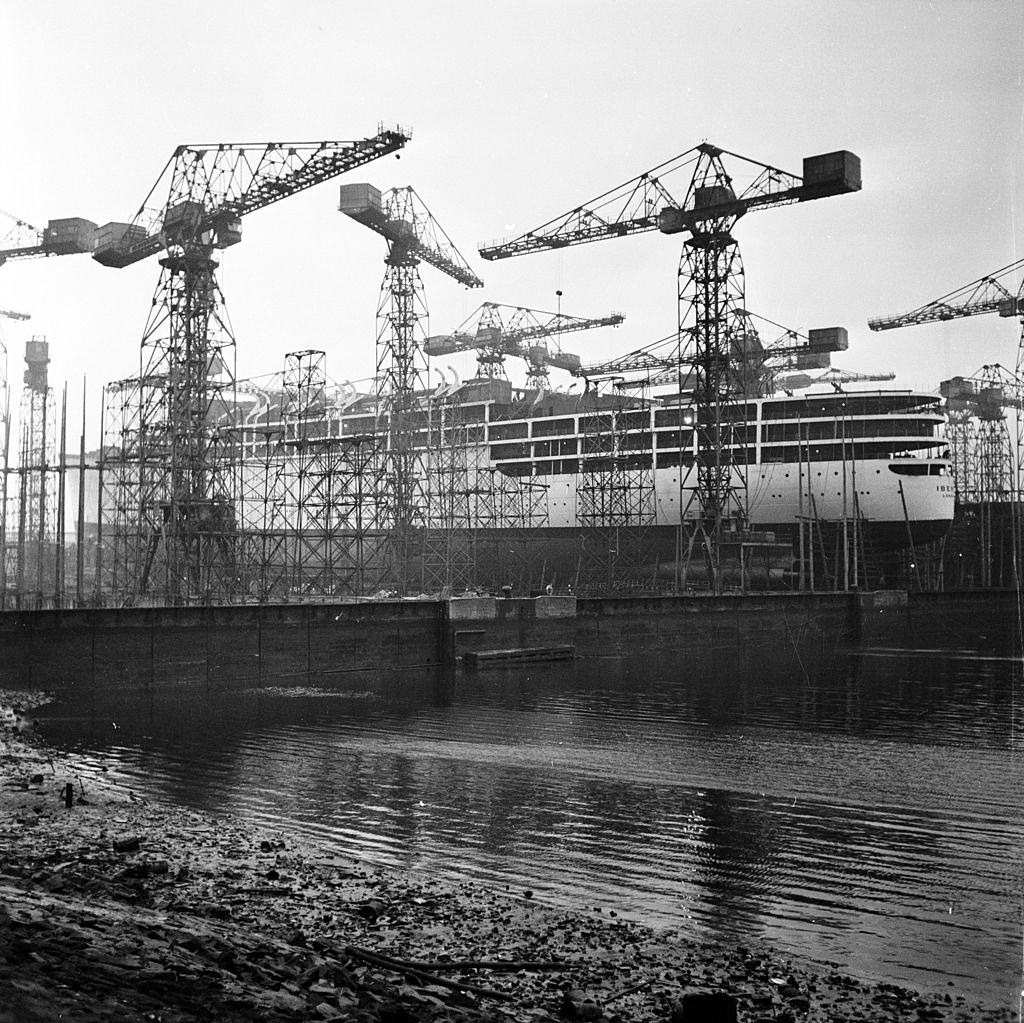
[576,386,657,593]
[271,351,392,598]
[233,379,290,603]
[421,385,479,593]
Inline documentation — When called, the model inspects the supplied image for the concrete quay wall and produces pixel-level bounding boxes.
[449,592,856,664]
[0,601,444,691]
[0,590,1015,694]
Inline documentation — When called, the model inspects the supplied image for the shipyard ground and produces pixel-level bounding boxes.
[0,693,1015,1023]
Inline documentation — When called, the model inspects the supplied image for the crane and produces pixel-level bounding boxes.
[424,301,624,387]
[339,182,481,590]
[479,142,860,589]
[868,258,1024,510]
[95,125,411,603]
[339,182,482,400]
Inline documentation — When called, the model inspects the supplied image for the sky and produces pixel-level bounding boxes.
[1,0,1022,445]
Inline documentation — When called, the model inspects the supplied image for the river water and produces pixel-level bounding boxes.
[38,621,1024,1007]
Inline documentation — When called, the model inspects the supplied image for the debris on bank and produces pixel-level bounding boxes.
[0,694,1015,1023]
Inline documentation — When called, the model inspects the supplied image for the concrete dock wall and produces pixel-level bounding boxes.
[1,589,1016,695]
[446,592,855,664]
[0,602,444,691]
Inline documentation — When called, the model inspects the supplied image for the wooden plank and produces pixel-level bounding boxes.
[463,644,575,666]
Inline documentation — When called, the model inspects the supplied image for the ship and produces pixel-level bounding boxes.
[254,374,954,591]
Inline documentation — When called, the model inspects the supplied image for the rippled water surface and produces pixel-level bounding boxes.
[40,625,1024,1006]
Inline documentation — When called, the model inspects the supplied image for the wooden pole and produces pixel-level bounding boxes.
[56,384,67,605]
[0,380,9,609]
[76,378,86,604]
[94,386,105,603]
[35,386,48,598]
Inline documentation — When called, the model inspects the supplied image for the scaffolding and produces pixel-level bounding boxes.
[576,385,657,594]
[421,386,478,593]
[98,257,243,605]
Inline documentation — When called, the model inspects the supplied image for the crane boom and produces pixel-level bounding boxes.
[425,302,623,379]
[868,258,1024,331]
[95,125,412,268]
[577,331,681,379]
[426,302,622,353]
[773,367,895,393]
[479,144,859,260]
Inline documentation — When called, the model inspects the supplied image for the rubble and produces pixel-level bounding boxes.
[0,694,1016,1023]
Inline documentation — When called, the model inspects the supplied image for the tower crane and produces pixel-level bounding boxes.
[95,125,411,603]
[424,301,624,387]
[868,258,1024,504]
[338,183,482,588]
[479,142,860,588]
[339,182,482,400]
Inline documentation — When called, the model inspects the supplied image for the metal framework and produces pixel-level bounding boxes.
[421,386,480,593]
[575,387,657,593]
[340,184,482,593]
[870,260,1024,587]
[425,301,624,383]
[481,141,860,592]
[97,126,410,604]
[1,207,97,267]
[935,366,1022,587]
[869,258,1024,496]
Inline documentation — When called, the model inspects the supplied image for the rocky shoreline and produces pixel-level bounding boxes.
[0,691,1015,1023]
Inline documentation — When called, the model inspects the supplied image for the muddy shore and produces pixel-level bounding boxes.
[0,691,1015,1023]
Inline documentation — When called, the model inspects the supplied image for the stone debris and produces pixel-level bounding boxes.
[0,692,1017,1023]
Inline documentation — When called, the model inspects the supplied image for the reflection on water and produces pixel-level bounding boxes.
[40,627,1024,1005]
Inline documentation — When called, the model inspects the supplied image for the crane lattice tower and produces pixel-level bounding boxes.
[339,183,482,594]
[93,127,410,604]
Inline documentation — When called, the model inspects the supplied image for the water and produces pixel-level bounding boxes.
[38,628,1024,1007]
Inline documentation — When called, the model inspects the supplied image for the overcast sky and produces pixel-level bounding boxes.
[1,0,1022,442]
